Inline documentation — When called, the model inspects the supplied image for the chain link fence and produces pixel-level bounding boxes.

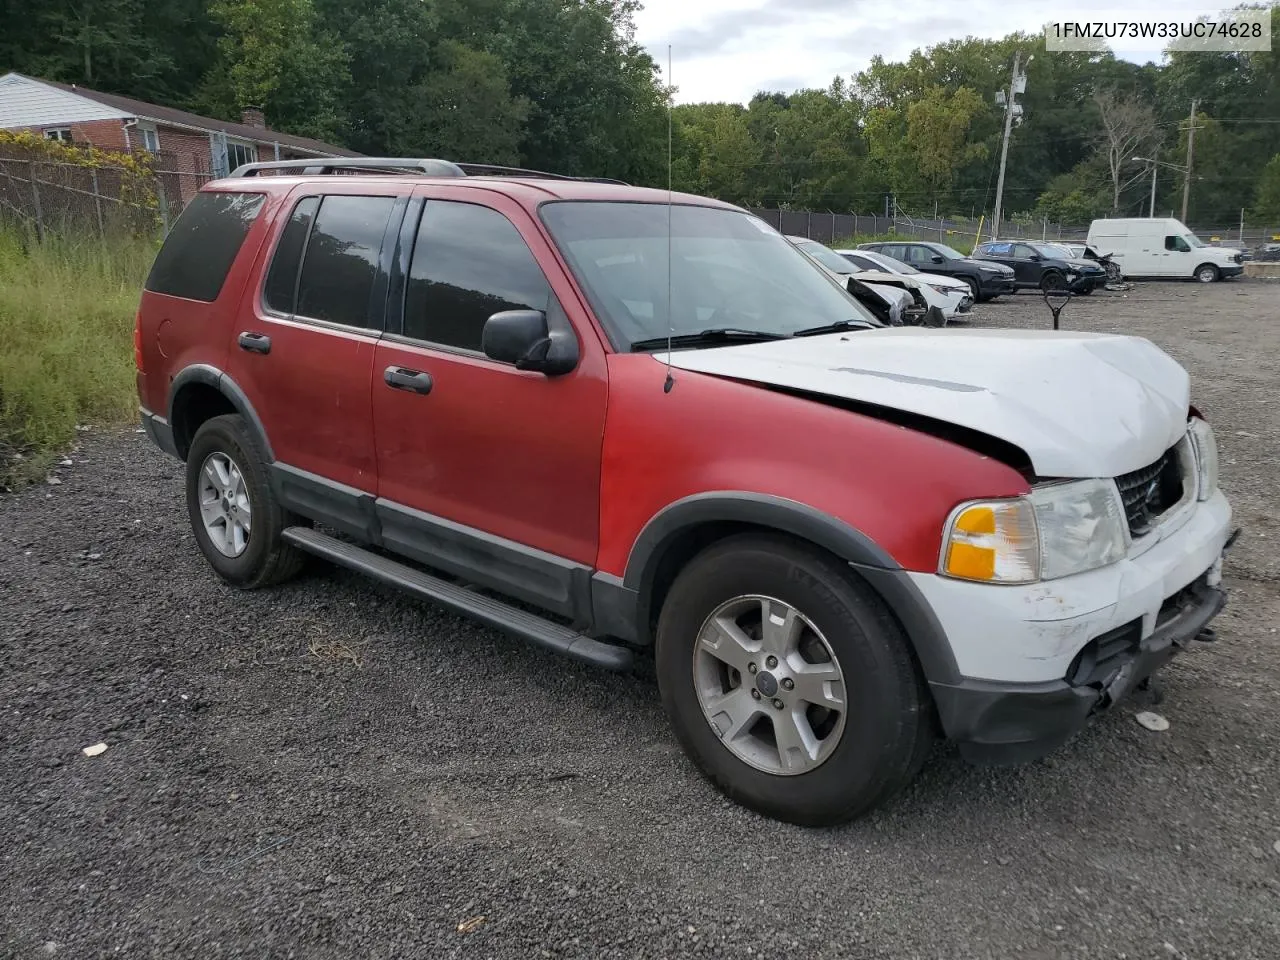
[0,147,214,242]
[747,205,1280,254]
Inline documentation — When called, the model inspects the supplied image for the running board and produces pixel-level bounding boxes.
[281,527,633,671]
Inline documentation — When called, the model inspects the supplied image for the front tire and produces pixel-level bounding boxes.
[1195,263,1219,283]
[185,414,306,589]
[655,534,932,826]
[1040,271,1067,292]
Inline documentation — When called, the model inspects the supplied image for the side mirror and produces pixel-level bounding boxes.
[481,310,578,376]
[1028,253,1041,261]
[930,254,944,264]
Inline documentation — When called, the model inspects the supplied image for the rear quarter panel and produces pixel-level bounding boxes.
[596,354,1031,576]
[135,186,285,417]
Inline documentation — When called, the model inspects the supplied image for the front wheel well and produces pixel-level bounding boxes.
[634,516,952,686]
[170,383,235,460]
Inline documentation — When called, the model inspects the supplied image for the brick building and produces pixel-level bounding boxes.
[0,72,358,201]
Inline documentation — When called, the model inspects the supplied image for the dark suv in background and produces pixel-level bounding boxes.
[856,241,1015,302]
[972,240,1107,294]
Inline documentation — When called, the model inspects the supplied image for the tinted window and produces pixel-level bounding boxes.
[263,196,319,314]
[145,191,264,301]
[1013,244,1037,258]
[1165,235,1190,252]
[296,195,396,327]
[904,245,933,265]
[404,202,551,351]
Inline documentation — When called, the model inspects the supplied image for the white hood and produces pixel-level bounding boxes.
[666,328,1191,478]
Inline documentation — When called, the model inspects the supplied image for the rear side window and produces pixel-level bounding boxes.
[145,191,265,301]
[296,195,396,328]
[403,201,551,351]
[263,196,319,314]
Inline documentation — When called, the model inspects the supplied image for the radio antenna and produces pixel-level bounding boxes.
[663,44,675,394]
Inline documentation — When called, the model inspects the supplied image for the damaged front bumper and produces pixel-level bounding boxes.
[928,570,1229,764]
[911,487,1236,764]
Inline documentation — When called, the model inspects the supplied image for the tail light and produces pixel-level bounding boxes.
[133,309,144,372]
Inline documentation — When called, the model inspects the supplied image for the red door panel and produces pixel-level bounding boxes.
[371,190,608,565]
[372,341,606,563]
[229,316,379,490]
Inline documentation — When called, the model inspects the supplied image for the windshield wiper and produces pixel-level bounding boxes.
[629,328,787,352]
[790,318,875,338]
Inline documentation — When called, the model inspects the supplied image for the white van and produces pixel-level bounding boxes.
[1087,218,1244,282]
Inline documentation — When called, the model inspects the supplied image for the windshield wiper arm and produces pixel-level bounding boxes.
[790,318,875,338]
[629,328,787,352]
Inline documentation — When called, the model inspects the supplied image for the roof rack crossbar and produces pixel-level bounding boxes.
[229,157,467,178]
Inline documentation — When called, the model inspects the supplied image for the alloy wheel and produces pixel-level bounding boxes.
[197,451,252,558]
[692,595,846,776]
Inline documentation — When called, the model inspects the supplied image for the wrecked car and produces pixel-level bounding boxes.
[137,161,1236,826]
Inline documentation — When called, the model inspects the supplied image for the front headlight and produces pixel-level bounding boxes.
[926,282,951,294]
[941,479,1128,584]
[1188,417,1219,501]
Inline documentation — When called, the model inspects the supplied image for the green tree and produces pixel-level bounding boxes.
[1253,154,1280,220]
[394,41,528,165]
[312,0,439,154]
[905,85,987,202]
[199,0,349,142]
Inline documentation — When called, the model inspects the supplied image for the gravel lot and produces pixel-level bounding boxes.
[3,281,1278,960]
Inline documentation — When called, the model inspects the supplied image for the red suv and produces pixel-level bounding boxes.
[136,158,1236,825]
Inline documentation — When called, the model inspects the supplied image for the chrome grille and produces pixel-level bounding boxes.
[1115,447,1184,537]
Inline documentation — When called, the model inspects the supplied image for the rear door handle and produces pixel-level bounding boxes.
[383,366,433,395]
[238,331,272,354]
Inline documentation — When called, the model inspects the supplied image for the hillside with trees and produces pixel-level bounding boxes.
[1,0,1277,224]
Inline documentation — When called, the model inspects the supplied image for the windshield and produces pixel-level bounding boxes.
[541,202,877,347]
[859,250,918,274]
[1184,233,1205,248]
[793,239,856,274]
[930,243,967,260]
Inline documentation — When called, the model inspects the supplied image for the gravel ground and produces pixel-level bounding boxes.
[3,281,1278,960]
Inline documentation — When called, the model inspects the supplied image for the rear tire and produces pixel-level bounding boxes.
[1195,263,1219,283]
[655,533,933,826]
[185,414,306,589]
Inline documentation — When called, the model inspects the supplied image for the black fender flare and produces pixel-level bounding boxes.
[168,364,274,462]
[614,491,960,684]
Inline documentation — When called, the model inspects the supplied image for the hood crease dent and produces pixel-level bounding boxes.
[664,328,1191,479]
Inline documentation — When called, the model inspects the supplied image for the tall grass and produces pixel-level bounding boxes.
[0,226,157,485]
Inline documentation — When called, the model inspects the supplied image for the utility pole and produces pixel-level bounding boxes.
[991,52,1029,242]
[1149,146,1158,217]
[1181,99,1198,223]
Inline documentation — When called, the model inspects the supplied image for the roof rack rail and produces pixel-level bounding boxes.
[229,157,467,178]
[454,162,628,185]
[226,156,629,185]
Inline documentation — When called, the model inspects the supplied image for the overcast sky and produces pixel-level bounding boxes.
[634,0,1253,103]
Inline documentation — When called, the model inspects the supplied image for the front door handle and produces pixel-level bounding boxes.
[238,331,272,354]
[383,366,433,395]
